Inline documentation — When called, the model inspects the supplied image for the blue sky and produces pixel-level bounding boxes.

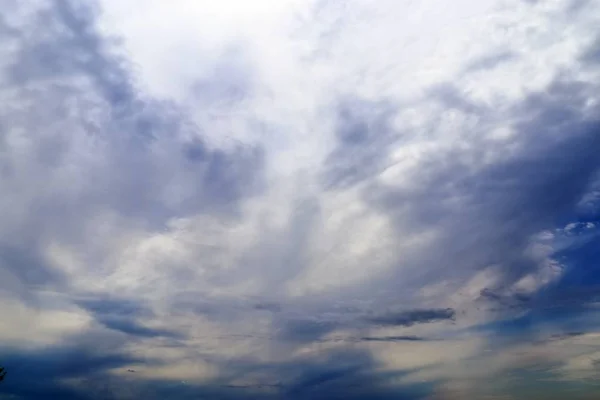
[1,0,600,398]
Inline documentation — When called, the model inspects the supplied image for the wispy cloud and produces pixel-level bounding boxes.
[1,0,600,398]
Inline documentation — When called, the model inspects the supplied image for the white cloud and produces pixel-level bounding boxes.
[2,0,600,397]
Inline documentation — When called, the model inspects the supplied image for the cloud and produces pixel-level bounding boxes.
[350,78,600,309]
[2,0,600,398]
[224,347,432,400]
[0,1,265,396]
[321,97,398,190]
[0,333,143,399]
[0,0,265,298]
[366,309,456,328]
[0,0,264,233]
[358,336,427,343]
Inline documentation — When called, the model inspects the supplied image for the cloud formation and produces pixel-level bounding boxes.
[1,0,600,398]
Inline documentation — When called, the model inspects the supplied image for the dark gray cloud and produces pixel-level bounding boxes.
[266,304,457,348]
[253,302,283,313]
[0,244,67,298]
[74,296,152,318]
[7,0,134,111]
[321,97,399,190]
[0,347,431,400]
[208,347,431,400]
[279,352,430,400]
[358,335,427,342]
[72,296,182,339]
[93,316,182,340]
[544,331,586,342]
[366,308,456,327]
[0,339,143,400]
[277,318,338,343]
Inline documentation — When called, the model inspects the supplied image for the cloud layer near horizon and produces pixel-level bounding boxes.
[1,0,600,398]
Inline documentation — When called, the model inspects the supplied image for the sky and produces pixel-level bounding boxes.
[1,0,600,398]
